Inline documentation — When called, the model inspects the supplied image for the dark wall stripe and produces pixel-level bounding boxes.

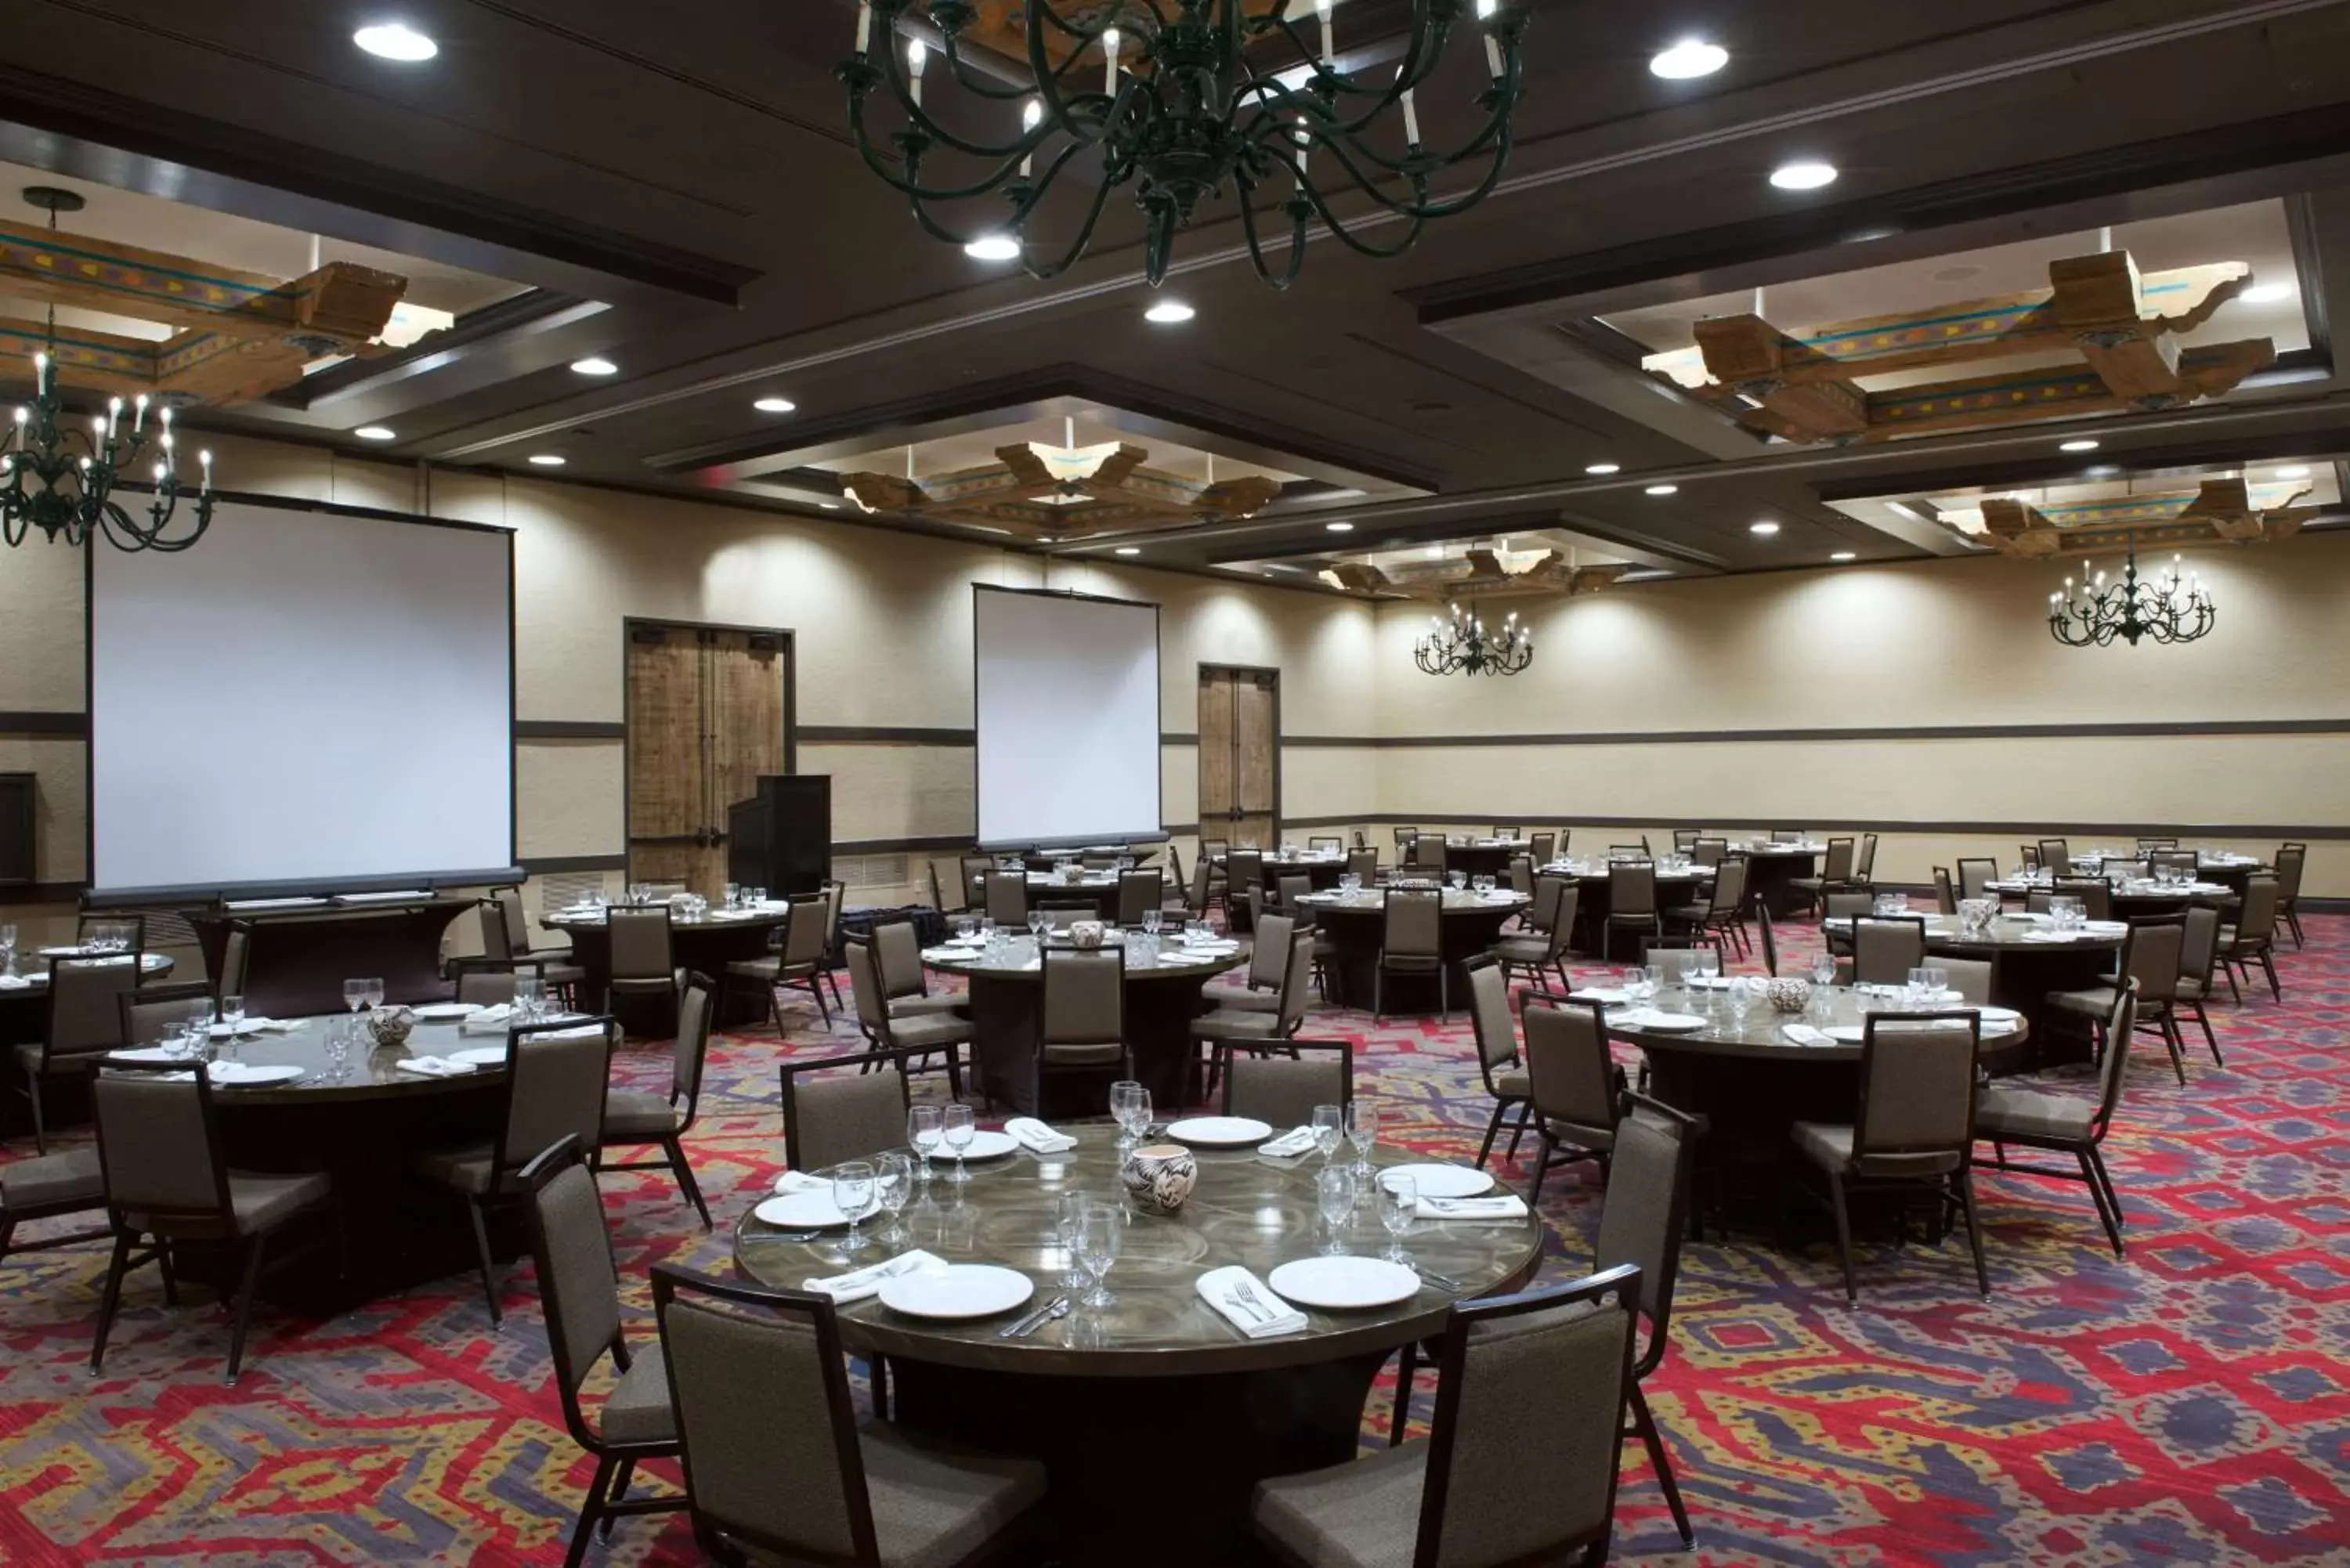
[515,721,627,741]
[519,853,630,874]
[1286,719,2350,749]
[0,712,89,738]
[801,726,978,746]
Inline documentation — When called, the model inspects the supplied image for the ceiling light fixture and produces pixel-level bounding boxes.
[1830,551,1857,562]
[2060,438,2100,453]
[1645,483,1678,496]
[1584,461,1620,475]
[2050,537,2214,649]
[2276,464,2311,479]
[837,0,1531,291]
[1749,520,1781,536]
[1769,160,1838,190]
[1325,521,1354,533]
[754,396,798,414]
[352,425,397,442]
[527,454,566,467]
[819,501,841,510]
[1649,39,1728,78]
[1114,545,1141,555]
[1144,300,1197,324]
[1415,600,1532,677]
[569,356,618,376]
[2240,281,2296,305]
[354,21,438,61]
[964,233,1023,262]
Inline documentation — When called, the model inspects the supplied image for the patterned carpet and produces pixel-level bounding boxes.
[2,915,2345,1565]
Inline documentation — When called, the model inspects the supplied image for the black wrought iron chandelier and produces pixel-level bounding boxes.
[1415,599,1531,676]
[2,188,216,553]
[2048,536,2215,648]
[838,0,1531,289]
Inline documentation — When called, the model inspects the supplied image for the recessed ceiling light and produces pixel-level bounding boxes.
[527,453,566,467]
[2276,464,2311,479]
[1144,300,1197,324]
[1645,483,1678,496]
[819,501,841,510]
[1325,521,1354,533]
[1749,520,1781,536]
[352,425,396,442]
[1649,39,1728,79]
[754,396,797,414]
[2241,281,2296,305]
[964,234,1021,262]
[2060,438,2100,453]
[569,356,618,376]
[1770,161,1838,191]
[354,21,437,60]
[1585,461,1621,475]
[1114,546,1141,555]
[1830,551,1857,562]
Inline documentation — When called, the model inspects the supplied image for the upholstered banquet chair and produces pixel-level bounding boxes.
[781,1046,913,1172]
[1785,837,1855,917]
[1491,878,1578,992]
[1462,955,1530,1169]
[2172,905,2225,1064]
[1193,925,1316,1094]
[120,982,213,1045]
[844,938,971,1100]
[984,869,1029,927]
[1528,830,1556,865]
[726,893,833,1029]
[1374,888,1448,1023]
[1932,867,1958,915]
[596,970,718,1227]
[1038,946,1130,1088]
[16,954,144,1153]
[653,1266,1049,1567]
[1665,856,1746,958]
[1603,861,1659,963]
[1957,858,2000,901]
[602,905,678,1017]
[486,889,588,1003]
[873,918,967,1021]
[1976,983,2140,1258]
[519,1136,685,1566]
[2274,843,2307,948]
[0,1143,112,1275]
[1520,993,1625,1202]
[1116,869,1164,925]
[2047,916,2186,1081]
[1203,912,1292,1013]
[2216,874,2283,1003]
[1850,916,1927,987]
[1222,1039,1352,1129]
[1593,1097,1701,1548]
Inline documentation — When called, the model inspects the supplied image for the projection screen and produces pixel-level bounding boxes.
[974,586,1161,848]
[89,496,515,896]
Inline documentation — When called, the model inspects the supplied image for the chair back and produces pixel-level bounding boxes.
[781,1048,911,1172]
[2053,876,2110,922]
[479,899,517,965]
[1346,847,1379,884]
[671,972,718,1110]
[44,956,143,1062]
[927,858,961,914]
[1412,1267,1640,1568]
[1641,947,1706,985]
[822,880,847,958]
[1040,947,1123,1049]
[1855,833,1879,879]
[842,938,895,1047]
[2136,836,2178,854]
[1409,837,1448,874]
[217,921,251,998]
[1247,914,1296,990]
[2234,875,2280,945]
[2091,982,2141,1135]
[2178,904,2221,987]
[1521,996,1619,1136]
[1548,884,1582,959]
[1672,829,1699,852]
[1381,888,1443,960]
[497,1020,617,1184]
[121,983,213,1045]
[1757,904,1778,976]
[984,870,1029,925]
[2149,849,2199,877]
[1186,853,1213,912]
[1227,850,1264,902]
[2038,838,2072,871]
[1528,831,1555,865]
[1932,867,1957,915]
[1852,918,1927,986]
[1595,1096,1699,1375]
[2119,917,2184,1004]
[1506,856,1534,901]
[1277,874,1315,918]
[1222,1042,1351,1127]
[1272,926,1318,1036]
[2274,844,2306,905]
[606,906,674,983]
[78,912,146,951]
[1117,869,1163,924]
[1394,826,1419,848]
[1462,956,1517,1075]
[497,890,536,957]
[959,854,994,905]
[459,969,519,1006]
[1772,829,1802,844]
[1493,826,1521,842]
[1607,862,1656,918]
[1708,856,1748,915]
[871,918,927,1000]
[1527,873,1566,935]
[1956,858,1998,901]
[1309,836,1343,854]
[1852,1014,1981,1177]
[519,1136,629,1436]
[93,1068,234,1238]
[1941,958,1991,1005]
[1823,891,1872,926]
[1691,836,1728,867]
[776,893,830,970]
[1820,837,1856,882]
[651,1266,877,1565]
[2020,844,2042,871]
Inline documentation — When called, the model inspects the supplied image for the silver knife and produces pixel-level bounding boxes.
[1000,1294,1068,1339]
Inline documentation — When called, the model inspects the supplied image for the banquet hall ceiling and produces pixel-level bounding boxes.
[5,0,2350,587]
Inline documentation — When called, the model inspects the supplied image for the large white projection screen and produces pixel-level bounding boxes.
[974,587,1162,847]
[91,498,515,894]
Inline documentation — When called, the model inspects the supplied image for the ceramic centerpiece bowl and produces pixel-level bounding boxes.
[1119,1143,1198,1216]
[1764,977,1813,1014]
[366,1006,417,1048]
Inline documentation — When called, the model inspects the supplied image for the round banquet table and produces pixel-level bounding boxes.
[1017,871,1124,919]
[1723,841,1825,917]
[1539,862,1713,959]
[1824,912,2123,1053]
[1292,887,1530,1011]
[1426,838,1531,881]
[1211,851,1347,899]
[735,1132,1540,1566]
[544,907,790,1034]
[923,935,1244,1116]
[1988,876,2240,920]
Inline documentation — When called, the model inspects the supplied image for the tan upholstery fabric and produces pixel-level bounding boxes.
[598,1351,676,1445]
[0,1147,104,1214]
[602,1089,682,1142]
[1254,1443,1426,1568]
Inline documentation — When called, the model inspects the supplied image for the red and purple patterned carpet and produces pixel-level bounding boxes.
[2,916,2344,1565]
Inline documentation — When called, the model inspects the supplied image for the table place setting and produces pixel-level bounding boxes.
[394,1054,479,1077]
[1257,1125,1321,1158]
[1607,1007,1708,1032]
[1264,1257,1424,1311]
[1164,1115,1276,1150]
[1781,1023,1837,1048]
[1408,1192,1529,1223]
[1198,1266,1310,1338]
[803,1249,951,1304]
[1006,1117,1078,1154]
[1378,1163,1494,1201]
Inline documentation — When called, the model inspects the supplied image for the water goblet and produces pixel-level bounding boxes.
[1378,1171,1417,1265]
[832,1162,877,1254]
[1347,1100,1379,1176]
[873,1153,914,1241]
[1028,912,1048,945]
[1923,965,1949,1000]
[220,993,246,1036]
[907,1104,943,1186]
[1810,953,1838,991]
[1108,1080,1144,1147]
[942,1104,977,1184]
[1316,1164,1359,1255]
[1142,908,1162,937]
[1447,870,1466,892]
[343,978,369,1015]
[1076,1201,1123,1309]
[1309,1104,1344,1162]
[515,977,546,1021]
[362,977,385,1011]
[1054,1190,1090,1291]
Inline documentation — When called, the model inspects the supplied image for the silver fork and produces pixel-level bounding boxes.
[1232,1280,1278,1321]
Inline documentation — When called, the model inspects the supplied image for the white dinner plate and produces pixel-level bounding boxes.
[1568,988,1629,1005]
[1267,1256,1422,1312]
[1977,1005,2023,1024]
[207,1020,269,1039]
[2084,920,2128,934]
[1824,1025,1869,1044]
[1379,1163,1493,1200]
[206,1062,305,1086]
[878,1264,1035,1321]
[449,1046,511,1068]
[1685,974,1736,990]
[1632,1012,1707,1032]
[1165,1116,1274,1149]
[924,1129,1020,1162]
[109,1046,189,1064]
[37,945,93,959]
[413,1003,478,1021]
[755,1191,848,1230]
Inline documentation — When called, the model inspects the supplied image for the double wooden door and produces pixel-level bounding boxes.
[625,623,791,900]
[1198,665,1278,850]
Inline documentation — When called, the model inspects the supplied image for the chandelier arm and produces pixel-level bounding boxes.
[845,96,1041,203]
[1022,5,1127,164]
[862,31,1086,164]
[1238,5,1451,144]
[1234,182,1311,291]
[1014,161,1129,281]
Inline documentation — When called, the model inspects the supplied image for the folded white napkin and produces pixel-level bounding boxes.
[1568,988,1628,1005]
[396,1056,475,1076]
[774,1170,833,1196]
[1005,1117,1076,1154]
[2023,930,2084,943]
[1415,1194,1530,1223]
[0,974,27,991]
[920,948,964,963]
[1260,1125,1318,1158]
[1197,1266,1307,1339]
[458,1006,516,1035]
[803,1249,948,1303]
[1782,1024,1834,1047]
[531,1023,606,1040]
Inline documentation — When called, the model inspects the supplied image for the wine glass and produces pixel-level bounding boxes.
[0,923,15,977]
[832,1162,877,1254]
[1310,1104,1344,1162]
[873,1153,913,1242]
[362,977,385,1011]
[1694,948,1721,988]
[1076,1201,1123,1308]
[942,1103,977,1184]
[1923,965,1949,1001]
[515,977,545,1021]
[1142,908,1162,937]
[343,978,368,1014]
[1347,1100,1379,1176]
[907,1105,943,1186]
[1054,1190,1090,1291]
[1810,952,1837,991]
[1116,1082,1153,1147]
[1379,1171,1417,1265]
[1109,1080,1141,1147]
[1316,1164,1358,1255]
[219,994,245,1053]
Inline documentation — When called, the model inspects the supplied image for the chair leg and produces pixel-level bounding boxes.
[2154,1008,2187,1086]
[1954,1170,1990,1299]
[667,1137,712,1230]
[566,1452,614,1568]
[1505,1102,1533,1160]
[1628,1383,1695,1548]
[223,1230,270,1384]
[25,1067,45,1156]
[89,1231,136,1373]
[1387,1339,1419,1446]
[2285,907,2305,948]
[156,1241,180,1306]
[2260,949,2280,1003]
[1528,1131,1555,1205]
[2075,1147,2124,1258]
[1828,1173,1858,1306]
[1473,1101,1509,1170]
[465,1196,504,1326]
[2222,960,2242,1003]
[2084,1146,2127,1244]
[598,1457,637,1541]
[2188,1001,2218,1061]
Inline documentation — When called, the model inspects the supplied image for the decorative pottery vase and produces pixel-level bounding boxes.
[1764,977,1813,1014]
[1068,920,1107,950]
[1120,1143,1197,1216]
[366,1006,417,1048]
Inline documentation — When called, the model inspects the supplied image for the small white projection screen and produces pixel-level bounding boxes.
[974,586,1161,847]
[90,497,515,894]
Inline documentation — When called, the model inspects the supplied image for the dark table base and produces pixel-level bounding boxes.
[1745,854,1819,919]
[1319,908,1517,1017]
[964,974,1211,1116]
[888,1349,1386,1567]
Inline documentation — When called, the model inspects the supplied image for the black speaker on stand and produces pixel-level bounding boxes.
[728,775,831,896]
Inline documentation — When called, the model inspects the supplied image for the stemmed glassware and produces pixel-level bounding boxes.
[362,977,385,1011]
[1054,1191,1090,1292]
[515,977,545,1021]
[343,978,369,1014]
[907,1105,943,1186]
[873,1153,913,1242]
[832,1162,877,1253]
[1310,1104,1344,1162]
[1347,1100,1379,1176]
[1316,1164,1358,1255]
[0,924,15,978]
[220,993,246,1035]
[1110,1081,1152,1149]
[942,1103,977,1184]
[1075,1201,1123,1308]
[1379,1172,1417,1265]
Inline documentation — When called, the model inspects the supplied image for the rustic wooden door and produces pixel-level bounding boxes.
[625,623,790,900]
[1198,666,1278,851]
